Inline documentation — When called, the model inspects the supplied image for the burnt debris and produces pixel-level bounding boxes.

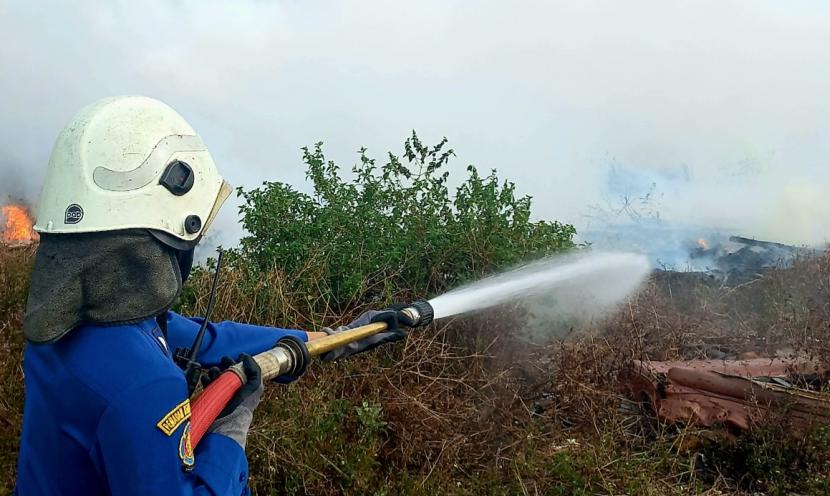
[688,235,801,283]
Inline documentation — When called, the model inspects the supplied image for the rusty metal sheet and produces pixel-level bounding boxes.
[622,357,830,436]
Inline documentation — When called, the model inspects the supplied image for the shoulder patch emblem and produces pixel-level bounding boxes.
[179,421,195,469]
[157,399,191,436]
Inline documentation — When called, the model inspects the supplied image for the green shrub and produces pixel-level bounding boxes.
[235,132,575,318]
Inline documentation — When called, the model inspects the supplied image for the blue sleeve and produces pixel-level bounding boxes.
[165,311,307,367]
[95,377,248,495]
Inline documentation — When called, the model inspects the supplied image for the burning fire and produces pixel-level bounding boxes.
[697,238,710,251]
[2,204,38,245]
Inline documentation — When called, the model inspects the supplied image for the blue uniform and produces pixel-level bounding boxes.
[15,311,307,495]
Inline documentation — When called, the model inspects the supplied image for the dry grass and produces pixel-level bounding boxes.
[2,247,830,494]
[0,246,33,495]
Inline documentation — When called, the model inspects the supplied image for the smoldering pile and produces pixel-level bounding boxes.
[685,235,802,284]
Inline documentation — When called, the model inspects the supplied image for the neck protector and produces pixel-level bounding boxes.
[23,230,183,343]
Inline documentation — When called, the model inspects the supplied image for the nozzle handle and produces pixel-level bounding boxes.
[304,321,390,357]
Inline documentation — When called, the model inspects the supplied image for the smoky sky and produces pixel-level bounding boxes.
[2,0,830,250]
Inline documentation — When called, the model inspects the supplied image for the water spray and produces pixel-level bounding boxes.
[190,252,649,446]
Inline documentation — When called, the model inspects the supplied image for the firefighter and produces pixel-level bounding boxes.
[14,96,406,495]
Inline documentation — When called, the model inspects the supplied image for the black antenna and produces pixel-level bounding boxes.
[188,251,224,362]
[175,250,224,396]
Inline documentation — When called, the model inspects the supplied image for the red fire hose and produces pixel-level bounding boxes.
[189,366,245,445]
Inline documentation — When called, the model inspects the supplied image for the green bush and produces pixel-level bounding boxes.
[236,132,576,317]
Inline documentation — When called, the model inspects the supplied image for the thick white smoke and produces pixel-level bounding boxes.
[1,1,829,258]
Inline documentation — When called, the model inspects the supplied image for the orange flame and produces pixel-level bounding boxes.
[2,204,38,244]
[697,238,709,251]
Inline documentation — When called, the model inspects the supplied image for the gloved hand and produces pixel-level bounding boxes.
[320,305,412,362]
[202,353,263,450]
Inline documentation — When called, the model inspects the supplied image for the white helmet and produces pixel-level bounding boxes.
[34,96,232,249]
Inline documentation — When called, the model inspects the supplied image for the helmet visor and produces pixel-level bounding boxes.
[203,180,233,234]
